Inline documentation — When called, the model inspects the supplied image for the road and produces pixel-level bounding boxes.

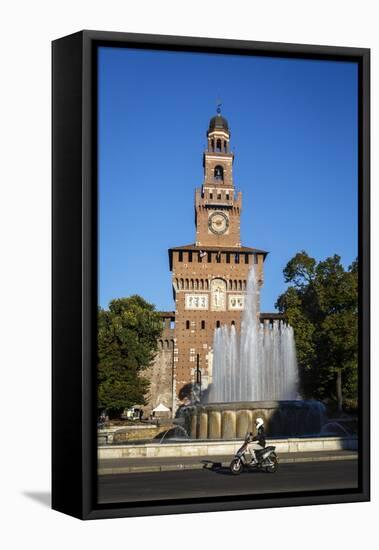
[97,458,358,504]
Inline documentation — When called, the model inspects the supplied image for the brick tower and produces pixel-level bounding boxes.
[169,109,268,411]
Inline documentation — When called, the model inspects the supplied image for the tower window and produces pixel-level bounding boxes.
[226,253,230,264]
[226,193,230,200]
[216,320,221,328]
[186,321,190,329]
[216,252,221,263]
[211,138,215,151]
[201,320,205,329]
[235,253,240,264]
[188,251,193,262]
[254,254,258,264]
[178,251,183,262]
[207,251,212,262]
[231,320,235,326]
[224,140,227,152]
[214,165,224,181]
[217,193,221,200]
[245,254,249,264]
[216,139,222,152]
[209,192,213,199]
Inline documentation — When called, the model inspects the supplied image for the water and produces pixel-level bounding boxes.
[320,421,352,436]
[208,265,299,402]
[159,424,190,443]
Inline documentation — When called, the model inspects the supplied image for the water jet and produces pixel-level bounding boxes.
[185,266,327,439]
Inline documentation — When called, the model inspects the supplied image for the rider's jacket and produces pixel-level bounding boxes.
[252,426,266,448]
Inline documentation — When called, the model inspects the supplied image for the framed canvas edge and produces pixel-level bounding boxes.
[52,30,370,520]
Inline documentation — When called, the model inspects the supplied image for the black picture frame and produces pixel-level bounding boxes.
[52,30,370,520]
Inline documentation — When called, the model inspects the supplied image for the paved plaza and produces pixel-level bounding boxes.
[98,457,358,504]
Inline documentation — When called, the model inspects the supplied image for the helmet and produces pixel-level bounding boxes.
[255,417,264,429]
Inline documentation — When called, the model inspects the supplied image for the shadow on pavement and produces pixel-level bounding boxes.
[201,460,267,476]
[201,459,223,470]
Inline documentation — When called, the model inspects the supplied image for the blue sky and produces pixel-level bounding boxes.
[98,47,358,312]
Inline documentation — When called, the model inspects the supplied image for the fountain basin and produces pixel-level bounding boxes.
[188,400,326,439]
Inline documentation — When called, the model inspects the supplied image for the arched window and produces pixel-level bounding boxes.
[216,320,221,328]
[224,140,227,152]
[214,165,224,181]
[211,139,215,151]
[186,321,190,329]
[216,139,222,152]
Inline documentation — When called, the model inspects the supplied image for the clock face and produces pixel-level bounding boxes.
[208,211,229,235]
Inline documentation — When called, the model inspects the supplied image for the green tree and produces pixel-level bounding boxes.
[97,295,162,418]
[276,252,358,411]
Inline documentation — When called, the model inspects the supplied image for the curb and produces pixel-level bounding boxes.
[98,453,357,475]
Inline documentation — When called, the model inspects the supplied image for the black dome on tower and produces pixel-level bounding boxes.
[208,113,229,133]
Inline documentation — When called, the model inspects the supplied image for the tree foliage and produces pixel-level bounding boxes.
[97,295,162,418]
[276,252,358,410]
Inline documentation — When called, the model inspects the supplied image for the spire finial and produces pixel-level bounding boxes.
[216,97,222,115]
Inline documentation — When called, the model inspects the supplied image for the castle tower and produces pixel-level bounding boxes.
[196,108,241,248]
[168,110,268,410]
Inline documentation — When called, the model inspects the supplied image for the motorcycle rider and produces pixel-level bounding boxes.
[248,417,266,464]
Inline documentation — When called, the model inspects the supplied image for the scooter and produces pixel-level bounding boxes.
[230,433,278,475]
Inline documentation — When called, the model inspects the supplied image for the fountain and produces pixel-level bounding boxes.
[187,266,327,439]
[208,266,298,403]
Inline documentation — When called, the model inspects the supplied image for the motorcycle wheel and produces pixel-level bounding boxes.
[230,458,243,475]
[265,456,278,473]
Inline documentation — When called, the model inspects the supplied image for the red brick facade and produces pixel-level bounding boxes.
[169,113,268,411]
[144,113,282,415]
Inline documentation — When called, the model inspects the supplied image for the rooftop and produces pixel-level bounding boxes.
[169,243,268,254]
[168,244,268,270]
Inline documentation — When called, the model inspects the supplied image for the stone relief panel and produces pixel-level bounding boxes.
[185,294,209,310]
[228,294,245,310]
[211,278,227,311]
